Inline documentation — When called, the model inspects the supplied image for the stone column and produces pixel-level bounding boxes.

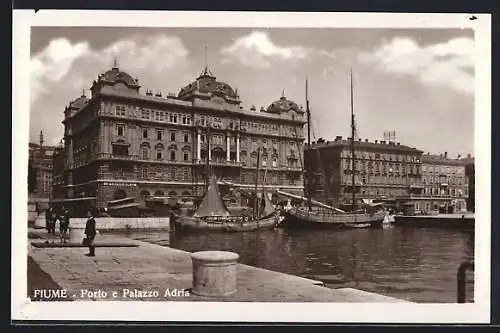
[226,134,230,161]
[197,130,201,161]
[236,133,240,163]
[208,145,212,161]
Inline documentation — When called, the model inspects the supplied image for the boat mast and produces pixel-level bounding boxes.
[254,147,261,219]
[206,123,211,183]
[306,78,312,210]
[350,69,356,213]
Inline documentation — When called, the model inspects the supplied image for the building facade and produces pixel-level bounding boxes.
[463,155,475,212]
[305,136,424,208]
[28,131,56,199]
[56,64,305,212]
[415,152,469,213]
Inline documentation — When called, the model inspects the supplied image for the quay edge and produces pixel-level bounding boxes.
[28,232,410,304]
[393,214,474,230]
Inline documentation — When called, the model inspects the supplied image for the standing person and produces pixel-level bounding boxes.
[84,207,97,257]
[59,206,70,243]
[45,207,52,235]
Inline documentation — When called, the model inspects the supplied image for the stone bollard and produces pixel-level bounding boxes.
[69,227,86,244]
[191,251,239,297]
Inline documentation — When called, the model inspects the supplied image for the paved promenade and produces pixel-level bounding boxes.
[28,229,409,303]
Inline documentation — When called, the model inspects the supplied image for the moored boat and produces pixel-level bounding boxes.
[173,131,279,232]
[279,72,385,229]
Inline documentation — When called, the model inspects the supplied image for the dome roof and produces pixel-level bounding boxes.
[69,94,89,109]
[97,66,140,88]
[266,95,301,114]
[177,67,239,102]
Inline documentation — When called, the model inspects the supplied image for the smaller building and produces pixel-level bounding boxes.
[416,152,469,214]
[305,136,423,208]
[462,154,475,212]
[28,131,56,199]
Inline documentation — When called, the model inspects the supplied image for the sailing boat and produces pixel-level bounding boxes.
[279,72,385,229]
[173,133,279,232]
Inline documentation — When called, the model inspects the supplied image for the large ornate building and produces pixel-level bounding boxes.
[55,64,305,212]
[305,136,424,208]
[416,152,469,213]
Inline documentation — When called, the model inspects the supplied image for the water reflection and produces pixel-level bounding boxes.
[119,226,474,303]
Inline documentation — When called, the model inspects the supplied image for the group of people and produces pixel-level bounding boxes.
[45,206,70,243]
[44,206,97,257]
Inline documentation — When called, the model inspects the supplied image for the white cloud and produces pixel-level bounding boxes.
[358,37,474,94]
[220,31,334,69]
[30,34,190,145]
[31,38,90,103]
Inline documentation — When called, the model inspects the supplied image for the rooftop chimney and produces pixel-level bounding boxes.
[381,140,386,144]
[335,136,342,142]
[444,152,448,159]
[397,142,400,146]
[365,139,369,142]
[467,153,471,158]
[250,105,256,111]
[375,140,378,143]
[457,154,461,159]
[358,138,362,142]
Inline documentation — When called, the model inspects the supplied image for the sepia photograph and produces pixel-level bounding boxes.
[12,10,491,323]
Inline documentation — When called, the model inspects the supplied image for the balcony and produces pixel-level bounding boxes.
[97,153,138,161]
[194,159,242,167]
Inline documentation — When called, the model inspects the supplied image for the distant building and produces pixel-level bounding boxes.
[55,63,305,214]
[51,140,65,200]
[305,136,423,208]
[462,154,475,212]
[416,152,469,213]
[28,131,56,199]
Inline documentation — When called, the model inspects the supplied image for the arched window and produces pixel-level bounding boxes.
[140,190,150,197]
[154,190,164,197]
[168,191,178,197]
[113,189,127,200]
[182,191,191,197]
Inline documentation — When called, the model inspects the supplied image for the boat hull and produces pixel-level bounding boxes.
[282,208,385,229]
[173,213,279,233]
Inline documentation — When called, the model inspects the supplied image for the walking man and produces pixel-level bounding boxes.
[85,207,97,257]
[59,206,70,243]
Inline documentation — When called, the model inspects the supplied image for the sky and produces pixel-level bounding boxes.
[30,27,475,157]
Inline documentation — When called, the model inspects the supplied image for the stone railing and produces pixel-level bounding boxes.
[34,217,170,231]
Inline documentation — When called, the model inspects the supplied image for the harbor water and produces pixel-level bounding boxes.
[114,223,474,303]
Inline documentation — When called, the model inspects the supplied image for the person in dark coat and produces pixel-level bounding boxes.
[59,206,70,243]
[84,207,97,257]
[45,208,52,235]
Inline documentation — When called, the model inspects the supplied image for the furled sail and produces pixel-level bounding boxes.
[260,192,275,217]
[194,175,231,217]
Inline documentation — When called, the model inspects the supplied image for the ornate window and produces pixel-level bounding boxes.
[116,124,124,137]
[143,128,148,139]
[140,190,150,197]
[170,131,176,141]
[184,133,189,143]
[154,190,164,197]
[157,130,163,140]
[142,148,149,160]
[170,151,176,161]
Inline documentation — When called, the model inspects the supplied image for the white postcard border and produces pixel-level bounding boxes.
[12,10,491,323]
